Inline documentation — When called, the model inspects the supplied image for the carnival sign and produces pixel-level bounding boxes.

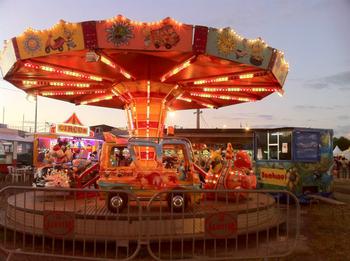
[260,167,288,186]
[56,123,90,137]
[43,211,75,238]
[205,212,237,238]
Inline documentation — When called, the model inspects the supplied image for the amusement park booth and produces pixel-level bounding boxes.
[254,127,334,196]
[172,127,334,197]
[33,113,103,167]
[172,128,254,150]
[0,124,33,173]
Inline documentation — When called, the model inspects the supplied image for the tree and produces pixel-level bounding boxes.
[333,136,350,151]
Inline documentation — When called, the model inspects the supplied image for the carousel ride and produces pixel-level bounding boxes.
[0,15,289,239]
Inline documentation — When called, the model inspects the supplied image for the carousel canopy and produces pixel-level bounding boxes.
[0,15,289,111]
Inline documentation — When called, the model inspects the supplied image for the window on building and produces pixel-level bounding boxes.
[256,130,292,161]
[294,131,320,161]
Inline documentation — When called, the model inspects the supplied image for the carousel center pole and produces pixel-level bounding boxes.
[122,80,179,138]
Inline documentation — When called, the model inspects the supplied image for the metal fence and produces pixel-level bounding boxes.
[0,186,300,261]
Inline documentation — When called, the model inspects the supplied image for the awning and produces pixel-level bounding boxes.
[0,133,33,142]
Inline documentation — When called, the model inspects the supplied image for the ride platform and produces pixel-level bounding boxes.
[2,190,285,241]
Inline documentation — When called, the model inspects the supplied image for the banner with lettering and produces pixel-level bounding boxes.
[260,167,288,187]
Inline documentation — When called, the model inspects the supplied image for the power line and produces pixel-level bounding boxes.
[200,114,210,128]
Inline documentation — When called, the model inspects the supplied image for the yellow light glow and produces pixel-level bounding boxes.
[176,95,192,103]
[168,111,176,118]
[22,80,37,86]
[191,93,255,102]
[100,56,116,68]
[120,70,132,79]
[239,73,254,79]
[194,76,229,85]
[160,57,194,82]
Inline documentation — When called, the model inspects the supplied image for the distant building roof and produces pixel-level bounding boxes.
[90,124,116,132]
[90,125,128,140]
[0,127,33,142]
[111,128,128,136]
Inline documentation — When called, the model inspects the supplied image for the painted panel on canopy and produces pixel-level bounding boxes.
[206,28,273,70]
[0,40,17,76]
[272,52,289,86]
[16,21,85,59]
[96,18,193,51]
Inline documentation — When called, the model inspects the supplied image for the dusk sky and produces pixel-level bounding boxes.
[0,0,349,137]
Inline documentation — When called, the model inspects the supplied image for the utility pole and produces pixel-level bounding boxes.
[34,96,38,133]
[193,109,202,129]
[22,114,25,131]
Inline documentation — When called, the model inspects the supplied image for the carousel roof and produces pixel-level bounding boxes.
[0,15,289,110]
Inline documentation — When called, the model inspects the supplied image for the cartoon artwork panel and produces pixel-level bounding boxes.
[255,129,334,196]
[96,18,193,51]
[16,21,85,59]
[272,51,289,85]
[206,28,274,70]
[0,40,17,76]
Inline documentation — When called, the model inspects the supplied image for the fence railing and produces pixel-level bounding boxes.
[0,186,300,260]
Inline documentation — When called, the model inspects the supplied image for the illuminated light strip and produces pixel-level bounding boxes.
[160,56,195,82]
[49,82,90,88]
[239,73,254,79]
[120,69,132,79]
[202,103,214,109]
[146,81,151,138]
[203,87,279,92]
[100,56,116,68]
[22,79,91,88]
[41,90,106,96]
[126,106,134,131]
[24,62,103,82]
[190,92,256,102]
[22,80,37,85]
[80,95,114,105]
[100,55,134,80]
[194,77,229,85]
[176,95,192,103]
[105,15,183,27]
[111,89,119,96]
[191,72,265,85]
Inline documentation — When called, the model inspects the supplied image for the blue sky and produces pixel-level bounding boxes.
[0,0,349,137]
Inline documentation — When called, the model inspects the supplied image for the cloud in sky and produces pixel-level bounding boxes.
[294,105,334,110]
[304,71,350,90]
[335,124,350,139]
[214,113,274,122]
[338,115,350,120]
